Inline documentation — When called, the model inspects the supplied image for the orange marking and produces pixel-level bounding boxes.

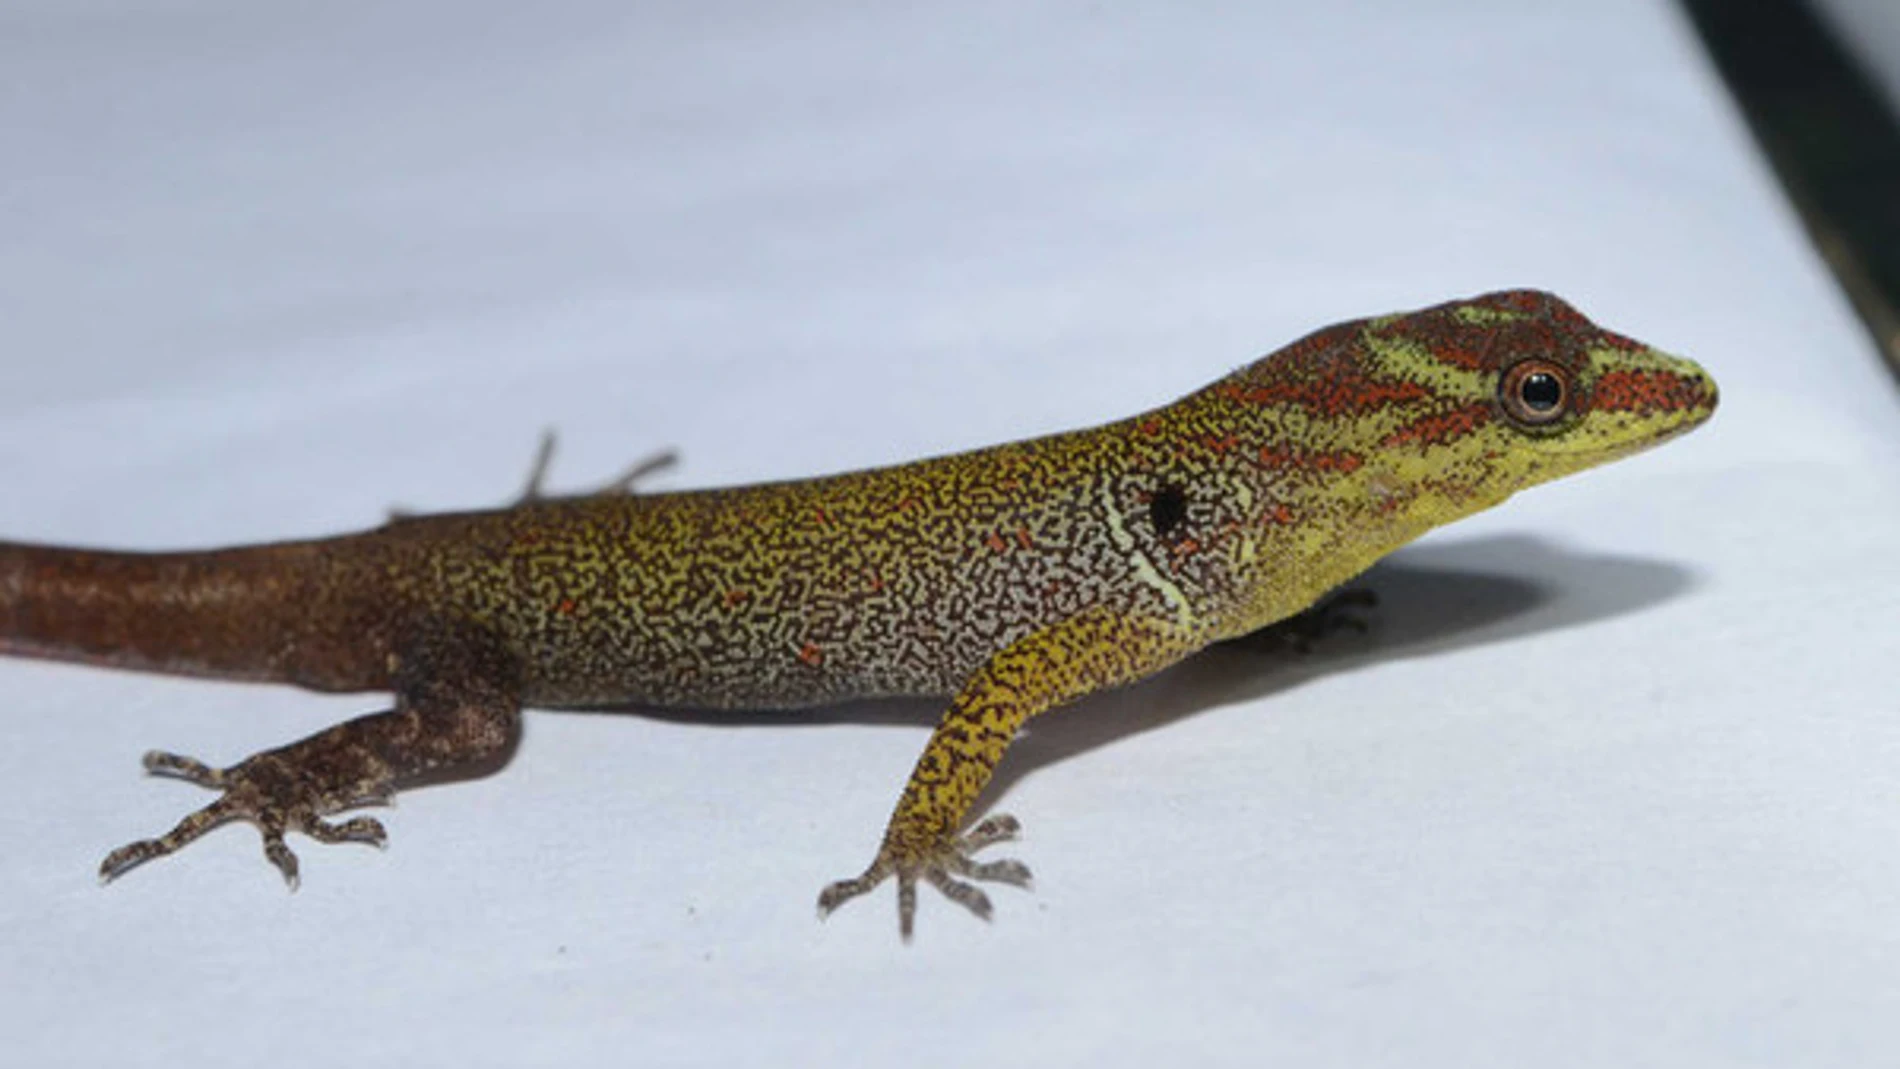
[984,531,1008,553]
[1014,526,1032,549]
[864,569,885,592]
[555,597,578,616]
[1595,330,1648,353]
[813,506,833,526]
[1137,417,1163,436]
[1499,290,1541,314]
[1258,445,1365,473]
[1266,504,1295,526]
[896,495,923,512]
[1170,536,1202,558]
[1382,404,1489,448]
[1426,340,1485,370]
[1592,369,1704,414]
[724,588,750,607]
[797,642,825,668]
[1233,368,1430,416]
[1202,433,1237,455]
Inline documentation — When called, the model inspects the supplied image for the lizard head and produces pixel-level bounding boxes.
[1334,288,1720,504]
[1188,289,1716,628]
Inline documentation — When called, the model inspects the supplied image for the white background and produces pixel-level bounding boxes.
[4,2,1898,1066]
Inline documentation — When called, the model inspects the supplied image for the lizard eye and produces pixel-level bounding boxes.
[1499,359,1570,427]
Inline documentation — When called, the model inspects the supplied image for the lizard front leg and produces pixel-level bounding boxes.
[99,628,521,888]
[818,608,1195,939]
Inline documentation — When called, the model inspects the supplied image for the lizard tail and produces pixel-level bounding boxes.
[0,539,379,688]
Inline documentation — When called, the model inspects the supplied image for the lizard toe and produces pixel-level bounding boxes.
[818,813,1034,939]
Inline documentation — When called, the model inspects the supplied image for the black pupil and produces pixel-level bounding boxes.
[1520,372,1562,411]
[1150,483,1188,537]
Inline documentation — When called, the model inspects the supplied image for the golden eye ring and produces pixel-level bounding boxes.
[1499,360,1570,427]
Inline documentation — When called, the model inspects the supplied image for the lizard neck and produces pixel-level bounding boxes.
[1127,345,1516,642]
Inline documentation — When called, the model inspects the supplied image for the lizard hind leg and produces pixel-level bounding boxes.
[98,749,392,889]
[512,429,679,504]
[98,631,521,889]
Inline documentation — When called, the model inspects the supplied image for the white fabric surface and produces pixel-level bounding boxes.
[4,2,1897,1066]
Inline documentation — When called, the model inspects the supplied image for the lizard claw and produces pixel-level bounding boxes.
[99,748,392,888]
[817,813,1032,941]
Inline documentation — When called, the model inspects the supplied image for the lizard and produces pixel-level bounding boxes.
[0,289,1717,938]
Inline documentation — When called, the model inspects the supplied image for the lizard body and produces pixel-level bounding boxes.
[0,290,1716,936]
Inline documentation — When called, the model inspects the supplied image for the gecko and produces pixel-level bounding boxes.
[0,290,1716,938]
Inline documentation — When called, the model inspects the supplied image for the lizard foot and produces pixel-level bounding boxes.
[816,813,1032,940]
[98,749,392,889]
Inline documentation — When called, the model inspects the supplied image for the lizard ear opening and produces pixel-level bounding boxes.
[1498,360,1571,428]
[1149,483,1189,538]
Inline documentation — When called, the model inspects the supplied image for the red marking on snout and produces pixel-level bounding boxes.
[1591,369,1709,414]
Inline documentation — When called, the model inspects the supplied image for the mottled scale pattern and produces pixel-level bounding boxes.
[0,289,1718,937]
[388,433,1194,710]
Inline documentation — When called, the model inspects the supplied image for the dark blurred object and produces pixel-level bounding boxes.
[1681,0,1900,378]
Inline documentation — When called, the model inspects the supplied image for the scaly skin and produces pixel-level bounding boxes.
[0,289,1716,937]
